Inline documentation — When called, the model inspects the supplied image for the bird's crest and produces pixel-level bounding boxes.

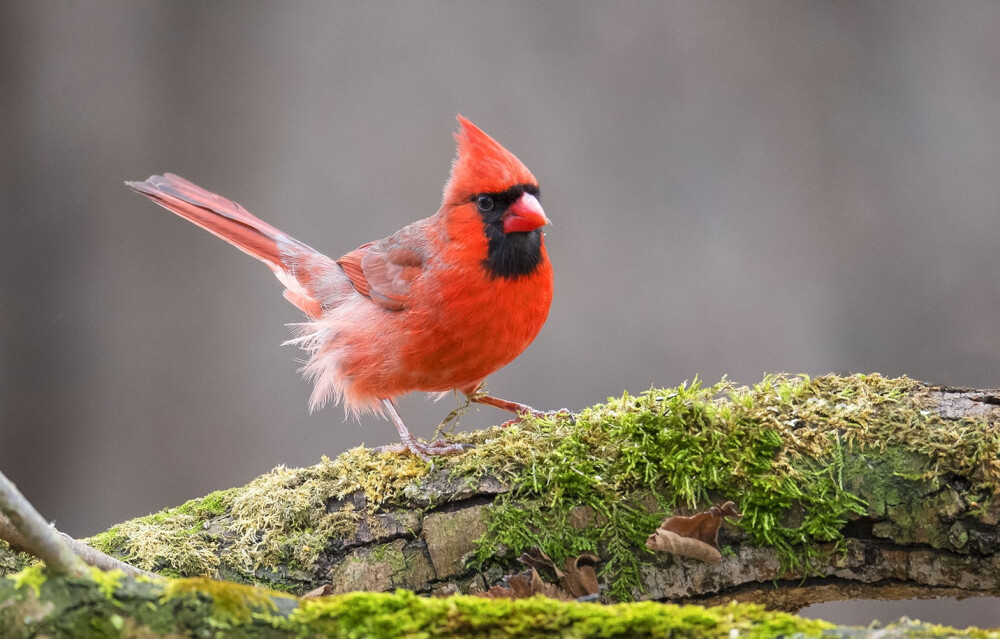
[443,116,536,205]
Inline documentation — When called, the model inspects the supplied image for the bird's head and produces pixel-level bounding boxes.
[442,116,549,279]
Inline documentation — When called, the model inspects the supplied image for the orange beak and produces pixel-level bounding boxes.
[502,192,549,234]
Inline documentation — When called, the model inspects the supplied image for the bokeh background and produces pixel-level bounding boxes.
[2,1,999,626]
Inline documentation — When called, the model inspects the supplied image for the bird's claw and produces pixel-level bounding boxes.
[376,439,474,462]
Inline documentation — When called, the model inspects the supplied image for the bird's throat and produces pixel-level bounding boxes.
[482,229,544,280]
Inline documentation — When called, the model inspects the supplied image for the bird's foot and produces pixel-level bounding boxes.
[379,398,474,462]
[466,390,574,427]
[377,437,474,462]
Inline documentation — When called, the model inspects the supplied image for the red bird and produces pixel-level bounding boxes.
[127,116,553,460]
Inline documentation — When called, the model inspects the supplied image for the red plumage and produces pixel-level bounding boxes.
[127,116,553,459]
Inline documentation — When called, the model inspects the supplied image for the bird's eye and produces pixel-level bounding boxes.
[476,195,495,212]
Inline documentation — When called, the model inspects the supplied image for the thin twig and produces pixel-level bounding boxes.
[0,482,156,579]
[0,469,88,577]
[1,512,156,579]
[57,531,156,579]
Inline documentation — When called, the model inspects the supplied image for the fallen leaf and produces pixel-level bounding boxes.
[506,570,537,599]
[302,584,335,598]
[528,569,575,601]
[646,529,723,562]
[477,548,601,601]
[518,547,560,582]
[479,585,516,599]
[646,501,741,563]
[560,552,599,598]
[477,568,573,601]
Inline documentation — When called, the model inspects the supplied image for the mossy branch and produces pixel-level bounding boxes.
[1,566,996,638]
[3,373,1000,634]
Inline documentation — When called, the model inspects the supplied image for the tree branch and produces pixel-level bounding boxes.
[0,569,989,638]
[0,470,88,577]
[0,475,155,580]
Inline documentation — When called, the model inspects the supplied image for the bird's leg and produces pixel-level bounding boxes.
[376,399,472,461]
[469,393,545,419]
[467,388,572,427]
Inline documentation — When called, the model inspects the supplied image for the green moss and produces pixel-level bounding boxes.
[6,567,1000,637]
[162,576,292,628]
[88,510,222,578]
[10,564,47,598]
[0,570,857,638]
[191,489,234,516]
[85,491,242,577]
[461,374,988,600]
[220,452,424,576]
[86,451,427,581]
[286,590,834,638]
[462,378,835,598]
[86,525,120,553]
[88,566,124,599]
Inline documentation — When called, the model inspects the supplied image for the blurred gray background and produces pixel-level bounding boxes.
[2,1,999,626]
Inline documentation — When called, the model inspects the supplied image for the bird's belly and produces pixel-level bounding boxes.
[403,299,547,392]
[349,280,550,398]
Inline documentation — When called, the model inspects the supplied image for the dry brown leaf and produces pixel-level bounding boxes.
[560,552,599,598]
[507,570,536,599]
[479,586,515,599]
[518,547,560,581]
[476,568,574,601]
[646,529,723,563]
[529,568,575,601]
[479,569,532,600]
[477,548,601,601]
[646,501,741,563]
[302,584,335,598]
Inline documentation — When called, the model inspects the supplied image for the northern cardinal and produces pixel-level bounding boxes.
[127,116,553,460]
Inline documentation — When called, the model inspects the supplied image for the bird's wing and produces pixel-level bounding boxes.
[336,221,430,311]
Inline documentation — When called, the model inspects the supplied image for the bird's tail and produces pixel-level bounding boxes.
[127,173,337,318]
[127,173,301,267]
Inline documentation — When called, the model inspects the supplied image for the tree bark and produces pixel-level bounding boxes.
[2,374,1000,635]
